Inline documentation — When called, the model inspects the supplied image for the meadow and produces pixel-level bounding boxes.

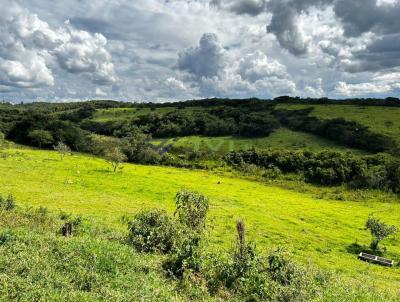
[152,128,364,154]
[277,104,400,145]
[1,147,399,298]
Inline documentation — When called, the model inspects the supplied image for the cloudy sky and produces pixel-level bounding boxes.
[1,0,400,102]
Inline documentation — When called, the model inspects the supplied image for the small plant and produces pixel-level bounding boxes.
[103,147,127,172]
[164,190,210,277]
[174,189,209,233]
[366,216,397,251]
[5,194,15,211]
[0,194,3,208]
[128,209,177,253]
[54,141,71,160]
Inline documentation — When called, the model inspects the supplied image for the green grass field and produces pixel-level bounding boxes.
[1,147,399,297]
[152,128,364,154]
[277,104,400,145]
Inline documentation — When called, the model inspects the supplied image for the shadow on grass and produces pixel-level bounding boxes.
[346,242,384,257]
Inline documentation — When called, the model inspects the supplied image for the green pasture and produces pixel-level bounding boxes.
[277,104,400,145]
[0,147,399,295]
[152,128,364,154]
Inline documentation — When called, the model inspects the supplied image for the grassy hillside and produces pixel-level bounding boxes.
[154,128,364,154]
[277,104,400,145]
[0,147,399,297]
[93,106,365,153]
[0,213,187,301]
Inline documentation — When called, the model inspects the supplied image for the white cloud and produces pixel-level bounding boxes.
[335,81,393,96]
[1,0,400,101]
[95,87,107,96]
[54,26,117,84]
[238,50,287,82]
[166,77,187,92]
[178,33,226,78]
[0,3,116,93]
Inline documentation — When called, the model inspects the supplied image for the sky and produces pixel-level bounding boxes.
[1,0,400,102]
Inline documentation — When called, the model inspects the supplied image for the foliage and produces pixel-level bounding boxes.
[128,209,177,253]
[226,149,400,191]
[53,141,71,160]
[164,190,210,277]
[273,108,397,154]
[103,147,127,172]
[0,194,16,211]
[174,189,209,233]
[366,216,397,250]
[0,212,198,302]
[27,129,54,148]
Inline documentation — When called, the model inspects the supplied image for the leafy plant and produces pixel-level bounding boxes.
[2,194,16,211]
[128,209,177,253]
[174,189,209,233]
[366,216,397,251]
[164,190,210,277]
[54,141,71,160]
[103,147,127,172]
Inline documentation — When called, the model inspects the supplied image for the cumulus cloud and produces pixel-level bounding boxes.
[166,77,187,92]
[177,33,226,78]
[266,0,319,55]
[176,35,296,98]
[2,0,400,101]
[335,71,400,96]
[334,0,400,37]
[238,50,287,82]
[54,26,117,84]
[334,81,393,96]
[0,3,116,92]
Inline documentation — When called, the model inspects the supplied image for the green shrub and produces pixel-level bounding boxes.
[164,190,210,277]
[5,194,15,211]
[0,230,15,246]
[175,189,209,233]
[366,216,397,251]
[128,209,177,253]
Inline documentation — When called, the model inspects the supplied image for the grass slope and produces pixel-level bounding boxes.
[152,128,364,154]
[277,104,400,145]
[0,211,214,302]
[0,147,399,296]
[92,106,366,153]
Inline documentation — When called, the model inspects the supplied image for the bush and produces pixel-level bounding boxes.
[164,190,210,277]
[174,190,209,233]
[3,194,15,211]
[128,209,177,254]
[226,150,400,192]
[366,216,397,251]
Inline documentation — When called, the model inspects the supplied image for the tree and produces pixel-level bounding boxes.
[27,129,54,148]
[103,147,127,172]
[54,141,71,160]
[366,216,397,250]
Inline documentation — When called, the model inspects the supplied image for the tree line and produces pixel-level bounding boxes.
[225,149,400,192]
